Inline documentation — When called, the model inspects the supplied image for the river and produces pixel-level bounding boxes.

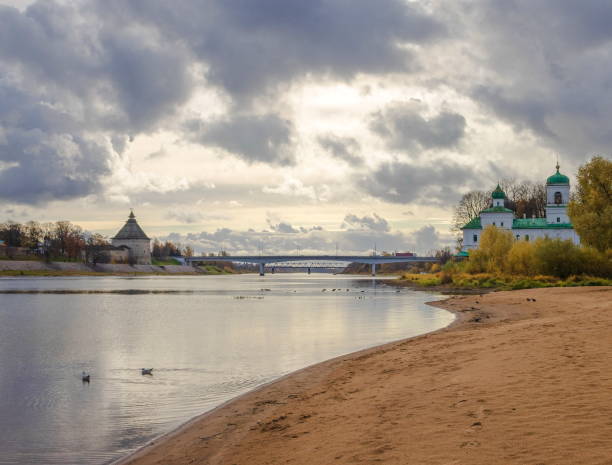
[0,274,454,464]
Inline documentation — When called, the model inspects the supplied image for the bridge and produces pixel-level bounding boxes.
[186,255,438,276]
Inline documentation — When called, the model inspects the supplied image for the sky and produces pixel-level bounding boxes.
[0,0,609,255]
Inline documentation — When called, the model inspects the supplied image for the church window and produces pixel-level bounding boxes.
[554,191,562,204]
[473,234,478,243]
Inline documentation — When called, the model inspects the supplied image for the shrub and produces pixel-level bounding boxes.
[505,241,537,275]
[577,247,612,278]
[532,238,583,278]
[466,226,513,273]
[439,270,453,284]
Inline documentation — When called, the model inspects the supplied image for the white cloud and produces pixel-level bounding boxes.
[262,178,318,201]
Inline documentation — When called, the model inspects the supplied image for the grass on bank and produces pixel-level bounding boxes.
[151,258,182,266]
[0,270,166,277]
[197,264,235,274]
[401,272,611,290]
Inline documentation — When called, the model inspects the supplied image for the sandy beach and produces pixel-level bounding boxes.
[120,286,612,465]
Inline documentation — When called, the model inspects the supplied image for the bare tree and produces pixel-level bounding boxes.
[452,191,490,231]
[500,179,546,218]
[183,245,194,258]
[22,221,43,249]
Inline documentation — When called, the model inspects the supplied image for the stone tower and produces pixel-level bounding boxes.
[111,210,151,265]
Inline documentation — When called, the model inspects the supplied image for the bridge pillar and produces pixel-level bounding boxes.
[371,263,376,276]
[259,263,265,276]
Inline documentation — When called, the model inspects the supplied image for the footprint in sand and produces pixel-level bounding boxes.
[460,440,481,448]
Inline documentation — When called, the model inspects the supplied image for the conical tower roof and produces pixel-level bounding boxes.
[112,210,150,240]
[491,184,506,199]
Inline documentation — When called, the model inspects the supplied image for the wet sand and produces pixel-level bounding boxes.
[119,286,612,465]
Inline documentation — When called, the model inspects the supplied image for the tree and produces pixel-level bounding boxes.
[503,181,546,219]
[0,222,23,247]
[84,233,110,265]
[22,221,43,249]
[152,238,163,258]
[434,247,453,265]
[568,156,612,252]
[452,191,490,231]
[505,241,536,275]
[467,226,513,273]
[183,245,194,258]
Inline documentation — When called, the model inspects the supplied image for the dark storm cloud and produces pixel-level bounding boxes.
[371,103,467,152]
[318,135,363,165]
[462,0,612,160]
[6,0,612,206]
[0,129,110,203]
[187,114,294,165]
[0,0,443,201]
[98,30,194,131]
[0,2,194,132]
[0,1,193,203]
[0,82,110,203]
[105,0,444,103]
[362,160,478,206]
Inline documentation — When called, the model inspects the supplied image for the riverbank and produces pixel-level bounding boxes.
[396,271,612,291]
[0,260,235,276]
[119,286,612,465]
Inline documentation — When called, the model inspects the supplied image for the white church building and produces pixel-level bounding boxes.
[461,164,580,253]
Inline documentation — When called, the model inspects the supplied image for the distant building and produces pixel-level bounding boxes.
[83,244,130,265]
[111,211,151,264]
[461,164,580,252]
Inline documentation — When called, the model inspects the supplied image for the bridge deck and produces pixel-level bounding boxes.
[186,255,437,264]
[186,255,437,276]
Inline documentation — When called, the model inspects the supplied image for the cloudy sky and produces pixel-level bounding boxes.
[0,0,607,254]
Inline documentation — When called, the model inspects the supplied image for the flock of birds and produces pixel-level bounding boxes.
[321,288,401,294]
[81,368,153,383]
[80,287,404,383]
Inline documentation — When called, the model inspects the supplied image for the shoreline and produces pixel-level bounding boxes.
[113,291,457,465]
[117,286,612,465]
[0,259,241,277]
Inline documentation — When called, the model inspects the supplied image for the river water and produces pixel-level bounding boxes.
[0,274,453,465]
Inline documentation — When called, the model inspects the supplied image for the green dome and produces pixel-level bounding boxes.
[547,164,569,185]
[491,184,506,199]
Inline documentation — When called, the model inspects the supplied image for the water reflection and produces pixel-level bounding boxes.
[0,275,453,465]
